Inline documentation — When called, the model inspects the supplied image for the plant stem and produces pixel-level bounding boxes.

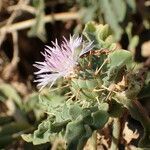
[110,118,121,150]
[0,12,80,34]
[91,130,97,150]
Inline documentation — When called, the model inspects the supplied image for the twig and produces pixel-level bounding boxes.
[7,5,36,14]
[95,58,108,75]
[11,31,19,67]
[2,31,19,80]
[0,0,29,46]
[101,85,117,94]
[0,12,80,34]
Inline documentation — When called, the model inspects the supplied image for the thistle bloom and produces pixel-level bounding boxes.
[33,35,93,90]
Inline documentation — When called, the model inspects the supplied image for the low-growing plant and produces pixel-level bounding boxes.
[22,22,150,149]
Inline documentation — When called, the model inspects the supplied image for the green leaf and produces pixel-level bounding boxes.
[0,135,19,148]
[110,0,126,22]
[24,92,39,112]
[91,110,109,129]
[39,94,71,122]
[39,93,65,112]
[0,116,14,126]
[51,120,70,133]
[22,119,51,145]
[0,122,28,147]
[128,36,139,50]
[108,100,124,117]
[71,78,100,102]
[99,0,123,40]
[98,102,109,111]
[83,22,114,49]
[28,0,46,41]
[97,24,112,41]
[22,118,68,146]
[65,120,92,150]
[104,49,132,84]
[126,0,136,12]
[108,49,132,68]
[65,104,109,150]
[0,83,22,107]
[0,122,30,137]
[69,105,82,120]
[72,78,100,90]
[80,6,97,23]
[83,22,96,42]
[23,92,44,120]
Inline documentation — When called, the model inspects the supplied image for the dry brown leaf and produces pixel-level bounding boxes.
[97,134,109,150]
[115,76,126,91]
[123,122,139,144]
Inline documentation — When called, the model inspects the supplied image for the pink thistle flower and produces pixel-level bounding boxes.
[33,35,93,90]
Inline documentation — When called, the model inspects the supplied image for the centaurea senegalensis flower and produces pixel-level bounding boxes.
[33,35,93,90]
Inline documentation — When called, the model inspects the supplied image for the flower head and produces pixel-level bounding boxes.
[33,35,93,90]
